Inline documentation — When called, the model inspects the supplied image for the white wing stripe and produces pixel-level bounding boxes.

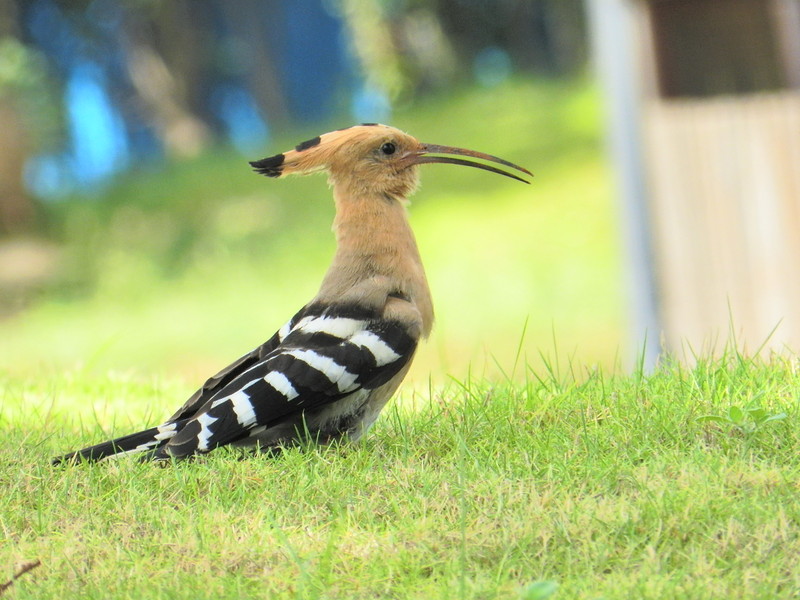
[349,330,402,366]
[286,349,360,393]
[229,390,257,427]
[264,371,299,400]
[106,442,160,459]
[297,316,364,339]
[154,422,178,441]
[278,319,293,341]
[196,413,218,451]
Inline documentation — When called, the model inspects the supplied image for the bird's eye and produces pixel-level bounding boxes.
[380,142,396,155]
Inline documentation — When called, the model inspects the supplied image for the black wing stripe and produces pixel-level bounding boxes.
[310,341,373,378]
[267,353,337,396]
[365,321,417,354]
[304,302,381,321]
[249,375,296,425]
[348,330,403,366]
[282,348,360,393]
[166,419,204,455]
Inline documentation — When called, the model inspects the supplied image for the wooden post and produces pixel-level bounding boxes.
[587,0,662,369]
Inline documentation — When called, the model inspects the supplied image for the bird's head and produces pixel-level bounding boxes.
[250,124,531,199]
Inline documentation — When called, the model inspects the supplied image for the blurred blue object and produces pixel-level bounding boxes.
[351,84,392,124]
[65,61,129,186]
[23,153,74,200]
[280,0,349,122]
[473,46,513,87]
[211,84,270,154]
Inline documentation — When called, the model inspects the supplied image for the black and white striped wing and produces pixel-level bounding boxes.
[51,307,311,465]
[158,304,417,458]
[165,306,309,423]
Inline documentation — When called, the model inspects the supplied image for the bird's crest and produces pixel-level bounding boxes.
[250,123,390,178]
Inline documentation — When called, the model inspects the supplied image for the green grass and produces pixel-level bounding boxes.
[0,77,621,385]
[2,353,799,599]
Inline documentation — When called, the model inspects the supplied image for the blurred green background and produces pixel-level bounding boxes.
[0,1,622,388]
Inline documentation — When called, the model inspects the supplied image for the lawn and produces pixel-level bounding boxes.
[1,353,798,598]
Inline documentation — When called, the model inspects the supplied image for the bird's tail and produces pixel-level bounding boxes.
[52,421,184,465]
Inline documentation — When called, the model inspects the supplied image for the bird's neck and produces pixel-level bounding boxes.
[316,188,434,336]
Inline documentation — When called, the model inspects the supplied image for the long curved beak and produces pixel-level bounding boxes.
[407,143,532,184]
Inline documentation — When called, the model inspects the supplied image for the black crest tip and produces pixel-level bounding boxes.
[250,153,286,177]
[295,136,321,152]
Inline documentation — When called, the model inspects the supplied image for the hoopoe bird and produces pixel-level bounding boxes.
[53,124,530,464]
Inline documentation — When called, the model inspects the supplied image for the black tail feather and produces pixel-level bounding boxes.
[52,420,184,465]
